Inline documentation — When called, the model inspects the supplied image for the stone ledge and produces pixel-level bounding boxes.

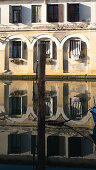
[0,74,96,81]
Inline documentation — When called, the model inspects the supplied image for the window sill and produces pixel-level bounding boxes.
[10,58,27,65]
[46,58,57,65]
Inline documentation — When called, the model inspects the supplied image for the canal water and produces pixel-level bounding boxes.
[0,165,96,170]
[0,80,96,169]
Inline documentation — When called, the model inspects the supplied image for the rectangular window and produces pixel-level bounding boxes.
[69,40,81,60]
[12,41,21,58]
[47,4,63,22]
[40,40,53,59]
[32,5,41,23]
[12,6,22,23]
[67,3,80,22]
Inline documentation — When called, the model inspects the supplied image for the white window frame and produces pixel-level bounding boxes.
[9,40,22,59]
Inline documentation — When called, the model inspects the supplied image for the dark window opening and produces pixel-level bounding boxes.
[47,5,58,22]
[32,5,41,23]
[67,4,80,22]
[12,6,22,23]
[12,41,21,58]
[47,4,63,22]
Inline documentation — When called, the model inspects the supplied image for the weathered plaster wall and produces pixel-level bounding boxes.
[0,29,92,75]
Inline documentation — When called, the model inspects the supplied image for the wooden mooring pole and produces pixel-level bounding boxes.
[37,41,46,170]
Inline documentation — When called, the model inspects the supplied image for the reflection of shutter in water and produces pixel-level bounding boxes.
[53,96,57,115]
[31,135,36,154]
[22,96,27,114]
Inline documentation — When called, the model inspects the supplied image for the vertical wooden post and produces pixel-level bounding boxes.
[37,41,46,170]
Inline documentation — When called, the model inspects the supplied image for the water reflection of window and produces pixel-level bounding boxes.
[68,137,93,157]
[63,83,88,120]
[9,90,27,116]
[33,84,57,118]
[8,132,31,154]
[8,134,21,154]
[45,96,57,118]
[70,93,88,120]
[70,97,82,119]
[47,136,65,157]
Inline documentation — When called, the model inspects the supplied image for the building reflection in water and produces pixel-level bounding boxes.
[0,80,95,164]
[0,80,93,125]
[33,82,57,119]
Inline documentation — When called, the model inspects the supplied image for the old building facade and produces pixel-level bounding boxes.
[0,0,95,75]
